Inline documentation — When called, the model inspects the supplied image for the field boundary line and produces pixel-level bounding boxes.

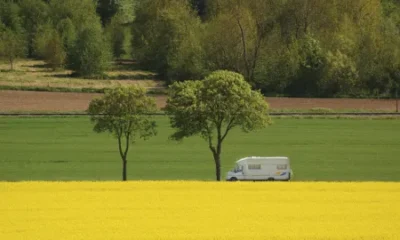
[1,112,400,116]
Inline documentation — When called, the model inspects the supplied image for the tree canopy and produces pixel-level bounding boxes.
[87,86,157,181]
[165,70,271,181]
[68,24,112,78]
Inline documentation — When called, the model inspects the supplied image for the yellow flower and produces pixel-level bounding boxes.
[1,181,399,240]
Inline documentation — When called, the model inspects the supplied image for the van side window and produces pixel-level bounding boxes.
[277,164,287,170]
[248,164,261,170]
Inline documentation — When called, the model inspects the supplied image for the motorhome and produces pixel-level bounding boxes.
[225,156,293,181]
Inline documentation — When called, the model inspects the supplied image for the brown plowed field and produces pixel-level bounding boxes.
[0,90,398,112]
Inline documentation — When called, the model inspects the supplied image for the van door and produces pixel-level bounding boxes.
[236,164,245,180]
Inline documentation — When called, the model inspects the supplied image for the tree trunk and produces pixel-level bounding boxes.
[214,154,221,181]
[122,159,127,181]
[209,133,224,181]
[10,57,13,71]
[396,89,398,113]
[214,139,223,181]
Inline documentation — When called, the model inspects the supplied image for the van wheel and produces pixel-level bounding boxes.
[267,177,274,181]
[230,177,238,182]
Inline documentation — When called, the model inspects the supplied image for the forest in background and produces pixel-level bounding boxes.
[1,0,400,98]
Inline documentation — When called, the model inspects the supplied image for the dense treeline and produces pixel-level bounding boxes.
[1,0,400,97]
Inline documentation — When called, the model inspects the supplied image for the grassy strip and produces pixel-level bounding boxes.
[0,107,398,115]
[0,109,397,114]
[269,107,397,113]
[0,85,167,95]
[1,112,399,120]
[1,117,400,181]
[272,115,400,120]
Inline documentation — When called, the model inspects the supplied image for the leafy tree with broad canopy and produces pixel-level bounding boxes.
[68,25,112,78]
[165,70,272,181]
[88,86,157,181]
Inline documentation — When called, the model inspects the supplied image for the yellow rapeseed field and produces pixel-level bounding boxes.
[1,181,400,240]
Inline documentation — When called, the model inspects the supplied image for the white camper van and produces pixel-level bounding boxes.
[226,156,293,181]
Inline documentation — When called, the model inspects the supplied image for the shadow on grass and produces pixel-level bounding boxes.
[111,59,155,72]
[22,63,51,69]
[0,69,25,73]
[20,63,59,73]
[51,73,74,79]
[50,72,159,81]
[107,73,157,80]
[21,59,160,81]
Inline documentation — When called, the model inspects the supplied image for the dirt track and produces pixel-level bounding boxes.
[0,90,398,112]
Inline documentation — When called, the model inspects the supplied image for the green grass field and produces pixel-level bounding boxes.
[1,116,399,181]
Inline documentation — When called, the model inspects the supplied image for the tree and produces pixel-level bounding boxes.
[0,27,26,70]
[190,0,206,18]
[50,0,100,33]
[287,34,326,97]
[203,0,282,86]
[44,30,66,70]
[56,18,76,53]
[165,70,271,181]
[105,13,130,59]
[87,86,157,181]
[19,0,50,57]
[132,0,204,82]
[33,23,68,70]
[319,50,359,97]
[254,41,301,95]
[0,2,26,70]
[96,0,120,26]
[0,2,23,32]
[33,22,54,59]
[68,25,112,78]
[116,0,137,24]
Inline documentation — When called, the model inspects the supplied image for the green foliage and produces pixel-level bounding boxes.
[0,2,23,31]
[3,0,400,97]
[132,0,204,82]
[320,51,360,97]
[254,38,301,95]
[190,0,206,18]
[117,0,137,24]
[0,27,27,70]
[204,0,277,84]
[87,86,157,180]
[166,70,271,180]
[96,0,120,26]
[68,25,112,78]
[49,0,99,32]
[88,86,157,138]
[165,21,205,81]
[33,22,53,59]
[44,30,66,70]
[0,1,26,70]
[19,0,50,57]
[56,18,76,52]
[294,35,326,96]
[105,14,131,59]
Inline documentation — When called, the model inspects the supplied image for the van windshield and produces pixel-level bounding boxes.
[233,164,242,173]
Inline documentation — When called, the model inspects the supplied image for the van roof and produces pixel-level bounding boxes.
[237,156,289,163]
